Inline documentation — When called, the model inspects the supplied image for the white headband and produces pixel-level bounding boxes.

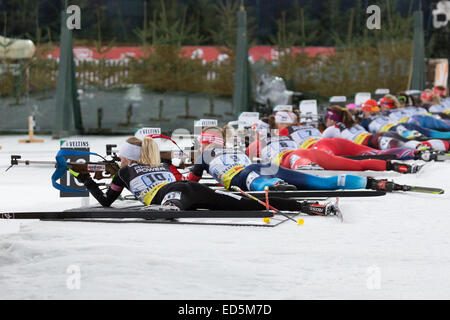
[118,142,142,161]
[275,111,296,124]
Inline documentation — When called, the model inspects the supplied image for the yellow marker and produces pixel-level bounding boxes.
[297,219,304,225]
[263,218,271,224]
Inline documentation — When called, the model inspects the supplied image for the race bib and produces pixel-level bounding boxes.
[260,139,297,161]
[378,136,393,150]
[141,171,176,189]
[342,124,368,142]
[210,153,250,187]
[290,127,322,147]
[245,171,260,190]
[161,191,182,204]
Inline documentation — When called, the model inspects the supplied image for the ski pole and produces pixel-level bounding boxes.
[231,186,299,223]
[264,186,270,211]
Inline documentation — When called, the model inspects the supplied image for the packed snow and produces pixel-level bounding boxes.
[0,135,449,299]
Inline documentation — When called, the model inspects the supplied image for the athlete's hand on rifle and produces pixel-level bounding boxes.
[68,161,120,181]
[68,168,91,184]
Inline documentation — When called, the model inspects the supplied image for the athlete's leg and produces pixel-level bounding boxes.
[271,165,368,190]
[285,149,387,171]
[313,137,416,160]
[399,123,450,139]
[312,138,378,156]
[153,181,302,211]
[409,115,450,130]
[367,133,404,149]
[378,130,448,151]
[231,164,286,191]
[421,139,449,151]
[232,163,367,190]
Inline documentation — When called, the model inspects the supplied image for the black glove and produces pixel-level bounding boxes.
[69,169,91,184]
[76,173,91,184]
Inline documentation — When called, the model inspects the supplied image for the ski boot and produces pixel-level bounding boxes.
[162,199,183,211]
[152,199,183,221]
[366,177,406,192]
[299,201,341,218]
[415,150,447,162]
[386,161,422,173]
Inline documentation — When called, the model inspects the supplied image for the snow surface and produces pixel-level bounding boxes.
[0,135,449,299]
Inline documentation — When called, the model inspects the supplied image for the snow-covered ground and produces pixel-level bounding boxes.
[0,135,449,299]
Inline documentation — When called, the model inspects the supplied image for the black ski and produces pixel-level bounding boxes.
[231,190,386,199]
[119,190,385,202]
[0,210,274,220]
[40,217,289,228]
[400,185,444,194]
[367,179,444,194]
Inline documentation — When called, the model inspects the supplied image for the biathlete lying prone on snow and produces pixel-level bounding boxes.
[246,111,434,171]
[323,103,449,152]
[187,128,394,192]
[69,136,306,212]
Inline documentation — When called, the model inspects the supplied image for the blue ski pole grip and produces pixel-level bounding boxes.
[51,149,102,193]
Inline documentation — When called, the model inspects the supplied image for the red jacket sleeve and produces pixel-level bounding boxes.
[169,165,185,181]
[187,172,202,182]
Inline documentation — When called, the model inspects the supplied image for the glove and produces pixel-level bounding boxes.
[69,168,91,184]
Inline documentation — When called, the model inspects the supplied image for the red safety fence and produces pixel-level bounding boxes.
[42,45,335,63]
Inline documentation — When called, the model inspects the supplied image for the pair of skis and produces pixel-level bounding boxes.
[231,186,344,224]
[0,198,344,226]
[0,187,377,226]
[1,183,442,226]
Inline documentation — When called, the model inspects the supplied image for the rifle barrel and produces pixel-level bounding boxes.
[17,160,57,166]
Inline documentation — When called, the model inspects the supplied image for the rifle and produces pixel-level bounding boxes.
[6,144,193,180]
[7,154,121,181]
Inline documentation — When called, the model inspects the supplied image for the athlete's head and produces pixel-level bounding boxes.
[199,126,225,151]
[433,86,447,98]
[324,105,355,128]
[361,99,380,118]
[396,93,408,107]
[379,94,399,112]
[119,137,161,167]
[420,89,435,104]
[273,111,298,130]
